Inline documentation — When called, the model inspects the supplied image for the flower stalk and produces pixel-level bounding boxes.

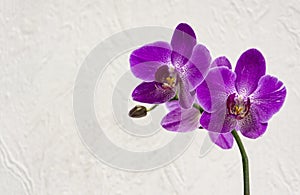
[147,104,158,112]
[231,130,250,195]
[192,103,203,113]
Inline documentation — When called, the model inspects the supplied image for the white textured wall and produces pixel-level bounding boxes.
[1,0,300,194]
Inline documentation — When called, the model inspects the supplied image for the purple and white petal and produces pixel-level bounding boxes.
[130,41,171,81]
[237,108,268,139]
[171,23,197,67]
[165,100,180,111]
[132,81,175,104]
[250,75,286,123]
[178,78,195,109]
[235,49,266,96]
[209,132,234,149]
[161,107,200,132]
[200,110,237,134]
[183,44,212,90]
[211,56,232,69]
[196,67,237,112]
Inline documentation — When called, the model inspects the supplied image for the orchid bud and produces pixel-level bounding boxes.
[128,105,147,118]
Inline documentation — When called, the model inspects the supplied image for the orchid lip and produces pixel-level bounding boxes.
[226,93,251,120]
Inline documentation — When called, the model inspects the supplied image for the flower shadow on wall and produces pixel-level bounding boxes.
[128,23,286,195]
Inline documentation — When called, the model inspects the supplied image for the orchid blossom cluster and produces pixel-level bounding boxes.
[130,23,286,148]
[128,23,286,194]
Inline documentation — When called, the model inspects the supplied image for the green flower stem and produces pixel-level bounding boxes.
[147,104,158,112]
[231,130,250,195]
[192,103,203,113]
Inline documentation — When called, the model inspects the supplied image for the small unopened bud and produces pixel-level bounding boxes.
[129,105,147,118]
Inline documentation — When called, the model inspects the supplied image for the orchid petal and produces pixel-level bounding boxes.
[183,44,212,90]
[200,110,237,134]
[132,81,175,104]
[209,132,234,149]
[161,107,200,132]
[250,75,287,123]
[171,23,196,67]
[211,56,232,69]
[165,100,180,111]
[178,78,195,109]
[196,67,236,112]
[235,49,266,96]
[237,108,268,139]
[130,41,171,81]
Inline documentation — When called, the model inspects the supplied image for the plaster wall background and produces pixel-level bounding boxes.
[0,0,300,194]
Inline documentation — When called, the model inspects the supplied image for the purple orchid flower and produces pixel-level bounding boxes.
[196,49,287,148]
[130,23,211,109]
